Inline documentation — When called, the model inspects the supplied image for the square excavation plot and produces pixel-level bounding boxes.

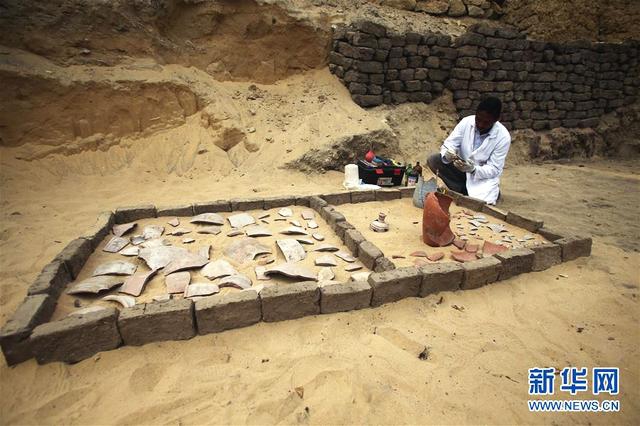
[0,190,592,366]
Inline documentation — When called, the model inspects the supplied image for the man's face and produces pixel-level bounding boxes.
[475,110,496,134]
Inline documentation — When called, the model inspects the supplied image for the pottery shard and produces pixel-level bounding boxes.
[120,269,158,297]
[93,261,138,277]
[142,225,164,240]
[255,266,271,281]
[218,274,252,290]
[317,267,335,282]
[264,263,317,281]
[245,226,273,237]
[227,213,255,228]
[307,220,319,229]
[427,252,444,261]
[301,210,315,220]
[185,283,220,298]
[103,236,130,253]
[453,238,466,249]
[169,227,191,236]
[168,218,180,227]
[314,243,339,252]
[140,238,170,248]
[163,253,209,275]
[66,276,125,295]
[465,244,479,253]
[295,237,314,245]
[451,251,477,263]
[191,213,225,226]
[166,271,191,293]
[280,226,308,236]
[119,246,139,256]
[201,259,238,280]
[345,264,363,272]
[483,240,508,255]
[113,222,136,237]
[410,251,428,258]
[336,251,357,263]
[223,238,271,264]
[276,239,306,262]
[138,246,192,270]
[198,245,211,260]
[197,226,222,235]
[102,294,136,308]
[227,230,244,237]
[315,254,338,267]
[278,208,293,217]
[312,233,325,241]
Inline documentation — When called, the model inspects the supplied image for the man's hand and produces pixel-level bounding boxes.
[453,159,475,173]
[443,149,457,163]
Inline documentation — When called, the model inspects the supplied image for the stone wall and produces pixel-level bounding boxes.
[329,21,640,131]
[371,0,504,19]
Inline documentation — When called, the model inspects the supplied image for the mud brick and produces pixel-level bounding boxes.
[374,257,396,272]
[263,196,296,209]
[455,195,486,211]
[400,186,415,198]
[461,257,502,290]
[368,267,421,307]
[320,205,336,221]
[345,229,366,256]
[327,210,346,226]
[295,196,312,206]
[156,204,194,217]
[350,190,376,203]
[27,260,72,297]
[194,290,261,334]
[482,204,507,221]
[495,248,535,280]
[537,227,564,242]
[54,238,92,279]
[115,204,156,223]
[375,188,401,201]
[0,295,56,365]
[309,196,328,212]
[31,307,121,364]
[334,221,354,241]
[80,211,114,250]
[322,192,352,205]
[358,241,384,270]
[261,282,320,322]
[531,243,562,271]
[118,299,195,346]
[230,198,263,211]
[556,235,592,261]
[193,200,231,213]
[320,281,372,314]
[506,211,543,232]
[418,263,464,296]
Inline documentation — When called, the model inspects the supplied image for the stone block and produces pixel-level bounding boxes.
[537,227,564,242]
[263,196,296,209]
[156,204,194,217]
[115,204,156,223]
[320,205,335,221]
[322,192,352,205]
[531,243,562,271]
[327,210,346,226]
[461,257,502,289]
[31,307,121,364]
[556,235,592,261]
[418,262,464,296]
[80,211,114,250]
[368,267,422,307]
[195,291,261,334]
[375,188,401,201]
[345,229,366,256]
[193,200,232,213]
[320,281,372,314]
[334,221,355,241]
[295,196,312,206]
[358,241,384,270]
[506,211,543,232]
[27,260,71,297]
[309,196,328,212]
[482,204,507,221]
[54,238,92,279]
[400,187,415,198]
[495,248,535,280]
[261,282,320,322]
[374,257,396,272]
[0,295,56,365]
[230,198,264,211]
[455,195,486,211]
[351,190,376,203]
[118,299,195,346]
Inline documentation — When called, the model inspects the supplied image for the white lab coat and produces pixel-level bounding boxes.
[439,115,511,204]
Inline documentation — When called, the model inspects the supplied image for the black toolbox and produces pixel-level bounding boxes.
[357,160,406,186]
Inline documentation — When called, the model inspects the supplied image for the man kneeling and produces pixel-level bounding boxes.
[427,97,511,205]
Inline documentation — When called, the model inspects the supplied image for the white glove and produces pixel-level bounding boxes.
[454,159,475,173]
[443,149,457,162]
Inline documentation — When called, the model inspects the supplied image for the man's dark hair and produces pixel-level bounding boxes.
[477,97,502,120]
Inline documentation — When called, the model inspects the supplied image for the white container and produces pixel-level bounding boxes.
[343,164,360,189]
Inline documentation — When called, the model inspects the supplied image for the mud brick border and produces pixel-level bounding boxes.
[2,188,593,366]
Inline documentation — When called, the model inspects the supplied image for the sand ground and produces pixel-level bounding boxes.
[0,157,638,425]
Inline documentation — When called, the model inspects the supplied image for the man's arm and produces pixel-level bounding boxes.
[471,135,511,180]
[440,119,467,163]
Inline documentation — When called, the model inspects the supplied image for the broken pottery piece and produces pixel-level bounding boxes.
[103,236,130,253]
[523,234,535,240]
[201,259,238,280]
[469,220,483,228]
[227,213,255,228]
[274,218,286,222]
[314,243,339,252]
[261,219,270,224]
[335,251,356,263]
[280,226,308,236]
[451,251,477,263]
[184,283,220,298]
[168,217,180,227]
[93,261,138,277]
[142,225,164,240]
[163,253,209,275]
[119,246,140,257]
[218,274,252,290]
[344,264,362,272]
[276,239,306,262]
[258,213,270,220]
[264,263,317,281]
[278,208,293,217]
[140,238,171,248]
[392,255,405,259]
[410,251,428,258]
[120,269,158,297]
[102,294,136,308]
[169,227,191,236]
[191,213,225,226]
[465,244,479,253]
[350,271,371,281]
[197,226,222,235]
[315,254,338,267]
[227,230,244,237]
[488,223,507,233]
[153,294,171,302]
[198,245,211,260]
[182,238,195,244]
[255,266,271,281]
[423,192,455,247]
[290,220,302,227]
[427,252,444,262]
[307,220,319,229]
[69,306,108,316]
[113,222,136,237]
[131,235,146,246]
[166,271,191,294]
[301,210,315,220]
[460,236,469,241]
[312,233,325,241]
[414,259,429,267]
[483,241,508,255]
[318,267,335,282]
[66,276,125,295]
[224,238,272,264]
[256,255,275,265]
[295,237,314,245]
[138,246,192,270]
[245,225,273,237]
